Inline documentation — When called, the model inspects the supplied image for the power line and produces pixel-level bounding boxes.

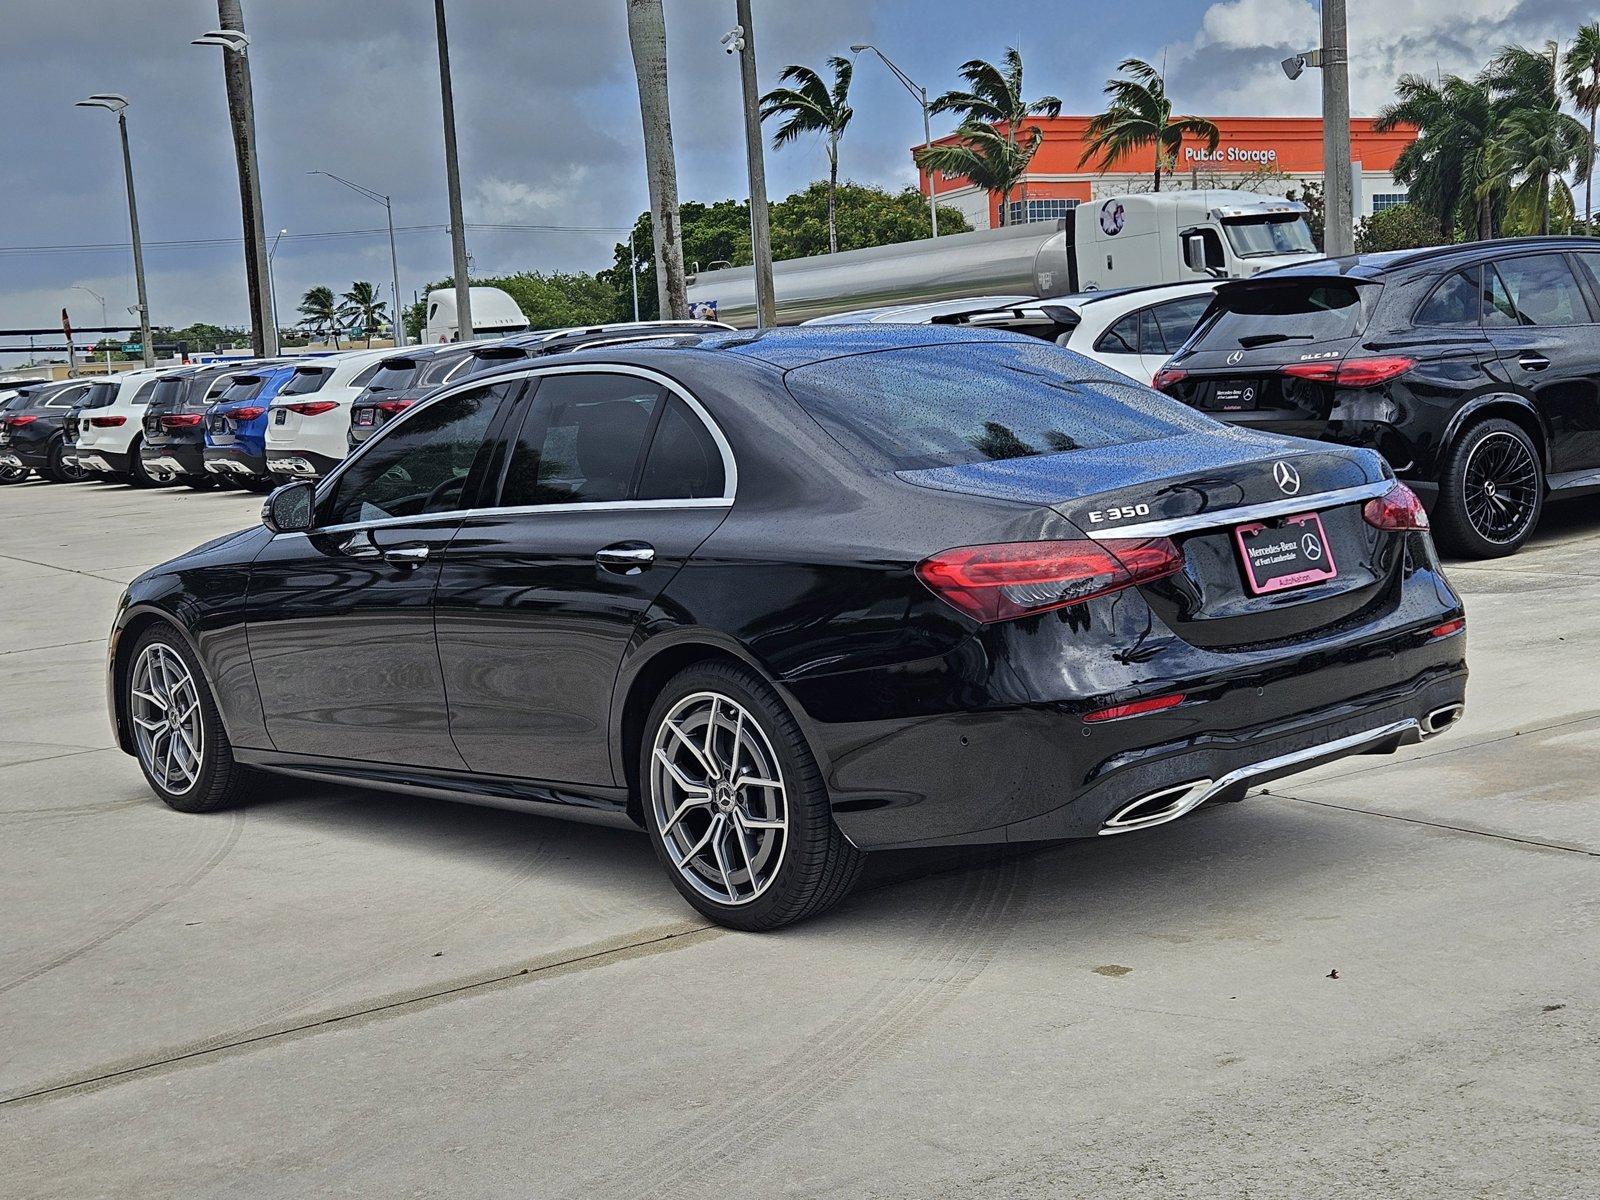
[0,221,635,258]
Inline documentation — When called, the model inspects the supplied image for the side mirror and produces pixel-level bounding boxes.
[1182,233,1207,273]
[262,479,314,534]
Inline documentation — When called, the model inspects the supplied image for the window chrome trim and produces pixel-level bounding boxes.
[303,360,737,536]
[1084,479,1393,540]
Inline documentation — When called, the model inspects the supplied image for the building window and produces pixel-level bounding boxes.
[1006,198,1079,224]
[1371,193,1408,213]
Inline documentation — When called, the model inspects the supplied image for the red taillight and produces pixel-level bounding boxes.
[6,414,38,427]
[1152,366,1187,392]
[160,413,204,429]
[1084,693,1187,724]
[284,401,338,416]
[373,398,417,415]
[915,538,1184,623]
[1430,617,1465,639]
[230,405,266,420]
[1362,482,1429,531]
[88,415,127,428]
[1283,356,1414,387]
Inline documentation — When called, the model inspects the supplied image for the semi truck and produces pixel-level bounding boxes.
[423,286,533,343]
[685,189,1320,327]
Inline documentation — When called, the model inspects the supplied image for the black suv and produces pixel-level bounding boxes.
[139,363,257,489]
[0,378,114,483]
[1155,237,1600,556]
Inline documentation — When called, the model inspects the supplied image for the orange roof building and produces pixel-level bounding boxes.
[916,116,1418,228]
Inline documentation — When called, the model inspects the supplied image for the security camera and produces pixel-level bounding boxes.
[1281,54,1305,81]
[720,25,745,53]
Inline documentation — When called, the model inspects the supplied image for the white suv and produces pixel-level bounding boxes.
[263,348,395,480]
[73,365,186,486]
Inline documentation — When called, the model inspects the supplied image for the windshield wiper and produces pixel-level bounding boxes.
[1236,333,1316,348]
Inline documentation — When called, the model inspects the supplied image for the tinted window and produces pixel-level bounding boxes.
[350,361,385,388]
[131,379,161,404]
[637,396,725,500]
[148,377,188,408]
[499,374,660,507]
[1192,282,1374,349]
[321,385,503,526]
[1571,251,1600,301]
[1416,269,1481,327]
[45,385,91,408]
[365,359,421,392]
[1146,295,1213,352]
[279,368,330,396]
[217,376,264,404]
[1095,313,1138,355]
[784,341,1215,471]
[1493,255,1593,326]
[430,354,475,385]
[81,381,118,409]
[1482,266,1521,328]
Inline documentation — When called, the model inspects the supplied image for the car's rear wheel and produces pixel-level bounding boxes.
[125,626,257,813]
[125,436,168,487]
[1434,417,1543,558]
[48,439,90,483]
[642,662,864,931]
[0,462,27,485]
[182,476,220,491]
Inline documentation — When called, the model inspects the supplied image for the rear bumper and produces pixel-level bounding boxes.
[141,442,206,478]
[204,444,268,478]
[76,446,134,475]
[266,448,341,478]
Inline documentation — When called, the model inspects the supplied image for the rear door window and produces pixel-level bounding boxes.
[636,397,726,500]
[1191,281,1374,350]
[1144,295,1213,352]
[497,373,661,507]
[1491,255,1594,326]
[784,341,1214,471]
[1416,268,1482,327]
[1482,265,1522,328]
[45,385,91,409]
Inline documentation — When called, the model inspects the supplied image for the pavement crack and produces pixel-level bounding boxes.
[1266,791,1599,859]
[0,637,105,657]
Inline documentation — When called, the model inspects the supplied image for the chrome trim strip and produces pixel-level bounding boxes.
[1098,718,1421,836]
[308,496,734,537]
[1085,479,1393,541]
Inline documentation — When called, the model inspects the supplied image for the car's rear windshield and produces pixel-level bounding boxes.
[364,359,421,392]
[783,341,1215,471]
[217,376,264,404]
[1190,281,1377,350]
[279,367,331,396]
[148,377,188,407]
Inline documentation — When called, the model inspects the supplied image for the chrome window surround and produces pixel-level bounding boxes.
[1085,479,1393,541]
[302,361,738,537]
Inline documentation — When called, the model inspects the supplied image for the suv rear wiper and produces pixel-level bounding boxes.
[1235,333,1316,348]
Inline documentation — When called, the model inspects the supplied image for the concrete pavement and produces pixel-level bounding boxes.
[0,475,1594,1198]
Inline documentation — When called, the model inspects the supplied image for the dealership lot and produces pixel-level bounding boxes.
[1,477,1595,1197]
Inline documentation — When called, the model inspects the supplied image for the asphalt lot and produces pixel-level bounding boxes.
[1,474,1596,1199]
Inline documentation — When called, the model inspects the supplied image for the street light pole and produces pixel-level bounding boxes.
[73,286,110,374]
[267,228,285,349]
[729,1,776,328]
[308,171,406,346]
[851,43,938,238]
[433,0,473,341]
[75,94,155,367]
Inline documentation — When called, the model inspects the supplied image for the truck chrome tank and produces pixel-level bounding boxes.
[685,221,1073,328]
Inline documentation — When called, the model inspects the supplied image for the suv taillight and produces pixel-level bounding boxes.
[285,401,338,416]
[161,413,204,429]
[230,405,266,420]
[374,399,417,415]
[1362,482,1429,531]
[1283,356,1415,387]
[916,538,1184,623]
[1151,367,1187,392]
[88,415,127,428]
[5,414,38,427]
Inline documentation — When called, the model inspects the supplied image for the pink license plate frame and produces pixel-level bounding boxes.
[1233,511,1339,595]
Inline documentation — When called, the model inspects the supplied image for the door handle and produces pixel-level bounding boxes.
[596,543,655,575]
[1518,352,1551,372]
[382,545,430,567]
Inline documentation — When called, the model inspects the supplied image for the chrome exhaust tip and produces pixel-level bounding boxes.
[1423,703,1464,736]
[1099,779,1214,836]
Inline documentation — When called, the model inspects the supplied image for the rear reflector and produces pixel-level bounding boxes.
[1362,482,1429,531]
[374,399,418,414]
[1084,693,1186,724]
[230,406,267,420]
[1430,618,1465,639]
[5,414,38,427]
[1151,366,1187,392]
[161,413,205,428]
[284,400,339,416]
[88,415,127,428]
[1283,356,1415,387]
[916,537,1183,623]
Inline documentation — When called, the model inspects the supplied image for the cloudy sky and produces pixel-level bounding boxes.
[0,0,1588,344]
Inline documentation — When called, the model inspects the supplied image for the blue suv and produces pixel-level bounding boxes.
[202,363,297,492]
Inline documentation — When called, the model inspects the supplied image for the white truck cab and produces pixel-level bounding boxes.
[423,286,531,343]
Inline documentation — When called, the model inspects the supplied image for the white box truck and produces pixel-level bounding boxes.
[685,189,1321,327]
[423,286,533,343]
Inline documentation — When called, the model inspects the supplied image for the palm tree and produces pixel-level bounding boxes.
[1483,41,1590,234]
[1377,73,1498,240]
[760,57,854,254]
[297,285,341,348]
[339,281,389,347]
[1079,58,1219,192]
[626,0,688,318]
[915,48,1060,225]
[1563,23,1600,226]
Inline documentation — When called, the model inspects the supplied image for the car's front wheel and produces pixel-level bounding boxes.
[642,662,864,931]
[1433,417,1544,558]
[48,439,90,483]
[125,626,257,812]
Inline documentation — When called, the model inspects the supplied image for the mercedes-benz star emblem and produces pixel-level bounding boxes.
[1226,350,1245,366]
[1273,461,1301,495]
[1301,532,1323,561]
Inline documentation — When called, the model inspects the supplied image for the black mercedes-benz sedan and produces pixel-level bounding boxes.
[1154,237,1600,558]
[108,326,1467,930]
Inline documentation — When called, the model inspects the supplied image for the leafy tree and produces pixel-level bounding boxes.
[405,271,618,342]
[914,48,1061,225]
[1563,22,1600,226]
[1376,74,1498,241]
[297,285,343,348]
[1080,58,1219,192]
[1481,41,1591,235]
[338,281,389,347]
[760,57,854,254]
[1354,203,1442,252]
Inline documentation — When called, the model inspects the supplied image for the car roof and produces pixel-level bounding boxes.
[1255,236,1600,283]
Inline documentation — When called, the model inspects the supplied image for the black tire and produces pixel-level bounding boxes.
[0,462,27,485]
[182,476,220,491]
[641,661,865,931]
[47,439,91,483]
[125,436,168,488]
[1433,417,1544,558]
[124,624,259,813]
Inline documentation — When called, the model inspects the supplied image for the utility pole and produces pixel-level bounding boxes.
[208,2,277,356]
[627,0,689,319]
[731,0,776,327]
[434,0,473,341]
[1320,0,1354,256]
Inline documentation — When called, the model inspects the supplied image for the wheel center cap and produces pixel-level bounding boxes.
[1484,481,1497,497]
[714,783,737,812]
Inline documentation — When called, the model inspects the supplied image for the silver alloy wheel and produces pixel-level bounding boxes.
[1463,430,1539,545]
[649,690,788,906]
[129,642,206,794]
